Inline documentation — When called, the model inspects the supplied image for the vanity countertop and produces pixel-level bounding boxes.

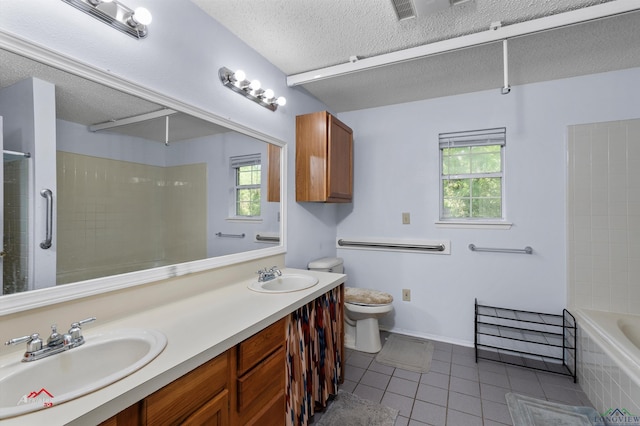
[0,268,346,425]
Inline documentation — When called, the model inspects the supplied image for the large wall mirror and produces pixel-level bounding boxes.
[0,35,285,312]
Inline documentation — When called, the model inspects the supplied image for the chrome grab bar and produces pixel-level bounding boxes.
[40,189,53,249]
[215,232,245,238]
[337,239,445,252]
[468,244,533,254]
[256,234,280,243]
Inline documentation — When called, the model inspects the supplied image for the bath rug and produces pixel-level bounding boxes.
[315,390,398,426]
[506,393,605,426]
[375,334,434,373]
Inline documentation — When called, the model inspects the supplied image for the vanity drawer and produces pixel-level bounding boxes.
[237,317,285,375]
[237,346,285,413]
[244,393,285,426]
[145,351,229,426]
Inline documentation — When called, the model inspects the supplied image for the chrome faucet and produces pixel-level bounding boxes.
[257,266,282,282]
[4,317,96,362]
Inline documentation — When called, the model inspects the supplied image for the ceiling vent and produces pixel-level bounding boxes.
[391,0,416,20]
[392,0,473,20]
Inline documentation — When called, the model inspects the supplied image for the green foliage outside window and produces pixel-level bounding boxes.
[236,164,261,216]
[441,145,502,219]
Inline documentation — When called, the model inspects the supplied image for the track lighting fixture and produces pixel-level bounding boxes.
[219,67,287,111]
[61,0,152,39]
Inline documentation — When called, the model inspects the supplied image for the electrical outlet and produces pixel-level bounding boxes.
[402,212,410,224]
[402,289,411,301]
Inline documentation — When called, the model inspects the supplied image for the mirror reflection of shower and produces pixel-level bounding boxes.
[3,150,31,295]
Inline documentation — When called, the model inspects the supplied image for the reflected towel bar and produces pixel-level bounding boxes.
[338,239,445,252]
[468,244,532,254]
[215,232,245,238]
[256,234,280,243]
[40,189,53,249]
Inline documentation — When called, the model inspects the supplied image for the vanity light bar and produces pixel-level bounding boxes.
[219,67,286,112]
[61,0,152,39]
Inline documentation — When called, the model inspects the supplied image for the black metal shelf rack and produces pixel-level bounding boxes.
[474,298,577,382]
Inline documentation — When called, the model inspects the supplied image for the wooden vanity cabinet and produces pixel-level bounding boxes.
[231,317,286,426]
[296,111,353,203]
[143,350,230,426]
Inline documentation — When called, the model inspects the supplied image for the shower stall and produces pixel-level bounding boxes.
[2,150,31,294]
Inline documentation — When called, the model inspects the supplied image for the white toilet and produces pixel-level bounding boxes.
[308,257,393,353]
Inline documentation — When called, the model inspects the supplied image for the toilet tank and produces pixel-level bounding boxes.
[307,257,344,273]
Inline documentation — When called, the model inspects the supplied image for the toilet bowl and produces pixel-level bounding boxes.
[307,257,393,354]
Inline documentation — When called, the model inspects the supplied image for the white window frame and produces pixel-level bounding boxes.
[438,128,507,224]
[229,153,262,219]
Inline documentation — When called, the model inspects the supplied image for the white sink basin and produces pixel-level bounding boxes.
[248,274,319,293]
[0,328,166,419]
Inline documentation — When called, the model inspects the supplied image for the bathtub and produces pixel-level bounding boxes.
[575,309,640,415]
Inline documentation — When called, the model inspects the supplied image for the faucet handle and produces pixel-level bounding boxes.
[269,266,282,276]
[5,333,43,352]
[68,317,96,340]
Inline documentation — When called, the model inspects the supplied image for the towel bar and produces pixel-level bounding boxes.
[468,244,532,254]
[215,232,245,239]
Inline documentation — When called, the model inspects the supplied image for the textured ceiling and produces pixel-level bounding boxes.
[192,0,640,112]
[0,49,229,143]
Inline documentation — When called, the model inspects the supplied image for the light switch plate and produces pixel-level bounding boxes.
[402,212,410,224]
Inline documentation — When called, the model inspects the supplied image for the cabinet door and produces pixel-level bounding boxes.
[145,352,228,426]
[98,402,142,426]
[182,389,229,426]
[267,144,280,202]
[326,115,353,202]
[296,111,329,202]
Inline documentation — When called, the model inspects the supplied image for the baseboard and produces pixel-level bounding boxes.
[379,326,474,348]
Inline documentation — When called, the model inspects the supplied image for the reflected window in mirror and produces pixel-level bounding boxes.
[231,154,262,218]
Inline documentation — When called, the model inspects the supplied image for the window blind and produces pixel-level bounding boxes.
[230,153,261,168]
[439,127,506,148]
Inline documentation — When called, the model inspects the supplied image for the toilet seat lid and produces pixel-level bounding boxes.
[345,287,393,305]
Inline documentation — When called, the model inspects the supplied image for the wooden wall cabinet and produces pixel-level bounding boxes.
[296,111,353,203]
[267,144,281,202]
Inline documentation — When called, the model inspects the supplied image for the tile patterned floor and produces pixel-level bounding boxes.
[312,333,593,426]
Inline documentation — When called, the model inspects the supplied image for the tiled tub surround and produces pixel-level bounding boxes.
[576,310,640,415]
[567,118,640,315]
[56,152,207,284]
[567,118,640,417]
[0,259,345,425]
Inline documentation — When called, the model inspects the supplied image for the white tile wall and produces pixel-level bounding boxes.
[56,152,207,283]
[578,326,640,415]
[568,118,640,315]
[569,117,640,417]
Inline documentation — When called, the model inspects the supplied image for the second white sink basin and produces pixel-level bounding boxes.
[248,274,319,293]
[0,328,166,419]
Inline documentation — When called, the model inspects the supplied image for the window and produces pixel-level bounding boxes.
[439,128,505,220]
[231,154,261,217]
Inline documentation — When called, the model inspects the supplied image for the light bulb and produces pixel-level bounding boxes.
[233,70,246,82]
[263,89,274,100]
[250,80,261,91]
[132,7,152,26]
[276,96,287,106]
